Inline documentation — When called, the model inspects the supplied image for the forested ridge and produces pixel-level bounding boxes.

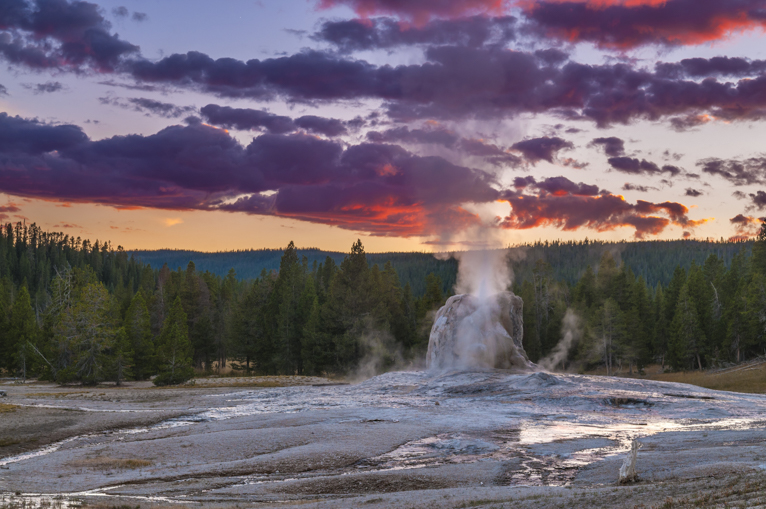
[0,222,764,385]
[132,238,750,295]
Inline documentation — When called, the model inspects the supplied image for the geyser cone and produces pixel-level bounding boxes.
[427,291,535,371]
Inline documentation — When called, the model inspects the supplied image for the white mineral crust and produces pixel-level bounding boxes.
[427,291,534,371]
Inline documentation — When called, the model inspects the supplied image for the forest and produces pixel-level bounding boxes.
[0,222,765,385]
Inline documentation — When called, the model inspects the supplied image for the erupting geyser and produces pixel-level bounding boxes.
[427,290,534,371]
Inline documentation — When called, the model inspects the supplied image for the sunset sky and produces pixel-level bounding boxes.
[2,0,766,251]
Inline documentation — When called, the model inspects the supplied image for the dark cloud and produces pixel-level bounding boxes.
[685,188,703,197]
[589,137,625,157]
[0,0,140,71]
[523,0,766,49]
[128,98,196,118]
[0,112,701,240]
[730,213,764,240]
[99,96,196,119]
[698,157,766,186]
[511,136,572,164]
[131,12,147,22]
[750,191,766,210]
[731,213,759,226]
[608,157,682,176]
[315,0,507,24]
[314,15,516,52]
[112,6,128,18]
[0,112,500,237]
[500,184,705,239]
[622,183,657,193]
[124,46,766,128]
[656,57,766,79]
[23,81,64,94]
[0,112,88,153]
[200,104,296,134]
[200,104,347,137]
[520,175,600,196]
[0,84,8,95]
[294,115,348,137]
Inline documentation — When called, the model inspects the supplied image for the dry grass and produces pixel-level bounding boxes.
[0,438,21,447]
[647,364,766,394]
[0,403,18,413]
[69,457,153,470]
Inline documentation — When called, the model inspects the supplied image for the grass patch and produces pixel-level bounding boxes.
[0,438,21,447]
[0,404,17,413]
[647,364,766,394]
[70,457,153,470]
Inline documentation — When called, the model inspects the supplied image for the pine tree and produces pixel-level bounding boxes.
[110,327,133,385]
[124,291,154,379]
[154,296,194,385]
[668,283,706,371]
[8,285,38,380]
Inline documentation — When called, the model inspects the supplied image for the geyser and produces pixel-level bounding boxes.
[427,290,534,371]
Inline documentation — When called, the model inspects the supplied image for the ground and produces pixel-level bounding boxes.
[2,370,766,508]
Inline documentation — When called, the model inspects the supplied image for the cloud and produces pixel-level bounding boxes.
[685,188,703,197]
[366,125,521,166]
[622,183,657,192]
[0,112,88,153]
[200,104,348,136]
[123,46,766,128]
[0,84,7,95]
[0,0,139,71]
[589,136,625,157]
[730,213,764,239]
[314,15,516,52]
[100,96,196,118]
[500,180,704,238]
[656,57,766,79]
[131,12,148,22]
[163,218,183,227]
[511,136,572,164]
[522,0,766,49]
[315,0,509,24]
[750,191,766,210]
[23,81,64,94]
[698,157,766,186]
[0,112,703,240]
[0,112,500,237]
[608,157,682,176]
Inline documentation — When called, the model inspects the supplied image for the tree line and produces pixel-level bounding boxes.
[518,225,766,372]
[0,224,445,383]
[2,221,766,384]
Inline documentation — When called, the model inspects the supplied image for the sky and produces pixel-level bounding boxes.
[1,0,766,252]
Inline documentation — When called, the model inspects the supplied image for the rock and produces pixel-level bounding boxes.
[427,291,534,371]
[619,439,640,484]
[0,390,6,397]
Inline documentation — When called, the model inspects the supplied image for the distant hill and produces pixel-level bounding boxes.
[131,239,753,296]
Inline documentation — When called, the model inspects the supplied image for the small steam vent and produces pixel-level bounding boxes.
[427,291,535,371]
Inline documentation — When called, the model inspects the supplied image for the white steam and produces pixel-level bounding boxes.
[539,308,582,371]
[453,249,513,300]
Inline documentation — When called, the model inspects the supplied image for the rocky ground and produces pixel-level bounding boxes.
[2,371,766,508]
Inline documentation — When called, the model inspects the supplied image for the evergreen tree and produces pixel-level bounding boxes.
[124,291,154,379]
[109,327,133,385]
[668,283,706,371]
[154,296,194,385]
[8,285,38,380]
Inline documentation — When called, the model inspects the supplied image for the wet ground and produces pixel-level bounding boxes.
[2,370,766,508]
